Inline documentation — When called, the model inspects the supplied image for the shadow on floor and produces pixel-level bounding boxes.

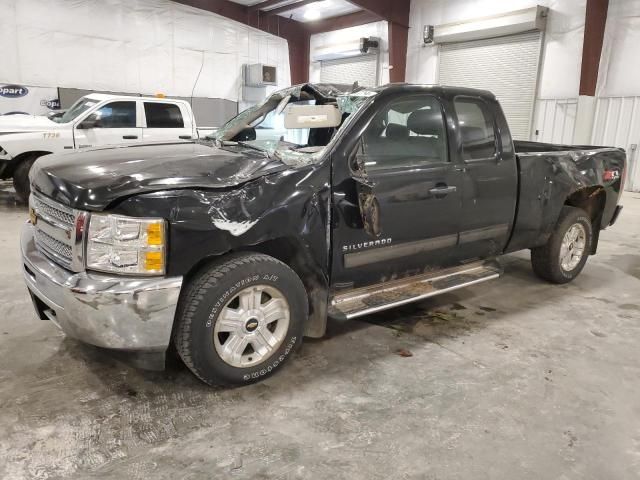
[0,181,24,212]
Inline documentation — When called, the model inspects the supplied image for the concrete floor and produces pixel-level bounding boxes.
[1,181,639,480]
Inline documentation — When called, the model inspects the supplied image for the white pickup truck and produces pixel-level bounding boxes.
[0,93,212,202]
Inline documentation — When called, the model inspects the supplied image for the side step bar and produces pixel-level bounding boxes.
[328,259,502,320]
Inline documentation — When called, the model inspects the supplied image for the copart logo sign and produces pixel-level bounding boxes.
[40,99,61,110]
[0,85,29,98]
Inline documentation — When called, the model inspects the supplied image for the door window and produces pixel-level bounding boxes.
[144,102,185,128]
[361,95,447,172]
[454,98,497,160]
[92,101,136,128]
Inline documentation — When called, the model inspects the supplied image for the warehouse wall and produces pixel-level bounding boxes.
[309,22,390,87]
[0,0,291,106]
[592,0,640,191]
[407,0,586,142]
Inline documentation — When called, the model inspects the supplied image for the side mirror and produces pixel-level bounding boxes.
[355,177,381,238]
[350,138,369,177]
[231,127,256,142]
[77,114,100,130]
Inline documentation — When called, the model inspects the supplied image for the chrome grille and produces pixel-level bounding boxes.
[32,195,75,225]
[34,228,73,266]
[30,193,86,271]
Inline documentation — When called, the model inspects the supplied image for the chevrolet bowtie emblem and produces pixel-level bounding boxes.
[29,207,37,225]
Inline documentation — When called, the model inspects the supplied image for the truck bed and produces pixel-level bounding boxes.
[505,140,625,254]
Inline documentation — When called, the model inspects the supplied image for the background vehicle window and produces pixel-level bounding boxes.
[93,101,136,128]
[454,98,496,160]
[144,102,185,128]
[362,95,447,171]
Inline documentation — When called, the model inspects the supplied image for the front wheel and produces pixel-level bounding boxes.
[531,206,593,284]
[174,253,307,386]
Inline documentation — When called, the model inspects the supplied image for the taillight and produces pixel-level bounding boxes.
[603,169,620,182]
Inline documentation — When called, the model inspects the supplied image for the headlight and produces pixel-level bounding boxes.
[86,214,166,275]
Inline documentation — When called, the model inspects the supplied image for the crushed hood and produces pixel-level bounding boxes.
[0,114,61,132]
[30,141,291,210]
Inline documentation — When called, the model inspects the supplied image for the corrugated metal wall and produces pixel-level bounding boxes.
[592,96,640,191]
[530,96,640,191]
[531,98,578,144]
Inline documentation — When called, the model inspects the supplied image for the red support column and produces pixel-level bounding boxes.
[388,21,409,83]
[579,0,609,96]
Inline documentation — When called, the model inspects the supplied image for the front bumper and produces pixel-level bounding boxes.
[21,222,182,351]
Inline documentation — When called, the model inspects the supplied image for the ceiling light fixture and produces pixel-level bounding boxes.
[304,8,322,21]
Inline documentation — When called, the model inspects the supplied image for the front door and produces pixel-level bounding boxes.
[331,94,464,289]
[74,100,142,148]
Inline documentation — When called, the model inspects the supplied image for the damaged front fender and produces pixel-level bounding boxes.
[112,163,333,338]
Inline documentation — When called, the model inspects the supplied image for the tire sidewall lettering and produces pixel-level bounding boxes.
[206,274,261,328]
[203,270,298,381]
[242,336,297,381]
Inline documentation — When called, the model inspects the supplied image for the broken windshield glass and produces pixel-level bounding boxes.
[209,83,378,165]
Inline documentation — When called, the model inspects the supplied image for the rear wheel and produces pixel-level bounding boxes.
[12,153,41,203]
[531,206,593,284]
[174,253,307,386]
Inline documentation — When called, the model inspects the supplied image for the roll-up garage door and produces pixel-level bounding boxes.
[438,31,542,140]
[320,54,378,88]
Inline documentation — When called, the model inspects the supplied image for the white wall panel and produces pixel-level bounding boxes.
[309,21,389,86]
[591,97,640,191]
[532,98,578,144]
[408,0,586,99]
[0,0,291,102]
[597,0,640,97]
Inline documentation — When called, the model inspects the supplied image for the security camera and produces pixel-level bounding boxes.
[360,37,380,54]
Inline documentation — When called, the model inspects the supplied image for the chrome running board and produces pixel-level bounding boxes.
[328,259,502,319]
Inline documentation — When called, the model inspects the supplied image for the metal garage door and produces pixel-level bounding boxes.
[438,31,542,140]
[320,54,378,88]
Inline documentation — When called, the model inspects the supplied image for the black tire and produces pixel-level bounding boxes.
[174,252,307,386]
[531,206,593,284]
[12,154,40,204]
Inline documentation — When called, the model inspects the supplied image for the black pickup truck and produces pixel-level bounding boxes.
[21,83,625,386]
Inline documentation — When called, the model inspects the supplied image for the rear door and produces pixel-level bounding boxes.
[452,96,518,260]
[142,101,193,142]
[331,93,464,288]
[74,100,142,148]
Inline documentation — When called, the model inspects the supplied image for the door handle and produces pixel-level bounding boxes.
[179,135,192,139]
[429,185,457,197]
[122,135,138,139]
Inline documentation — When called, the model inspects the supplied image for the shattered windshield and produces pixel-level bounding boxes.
[211,84,377,165]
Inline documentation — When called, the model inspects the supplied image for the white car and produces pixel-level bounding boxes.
[0,94,206,202]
